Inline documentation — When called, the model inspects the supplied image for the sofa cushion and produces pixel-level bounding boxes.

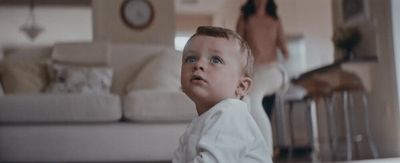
[46,64,113,94]
[123,90,196,122]
[125,49,181,93]
[0,59,48,94]
[0,94,121,123]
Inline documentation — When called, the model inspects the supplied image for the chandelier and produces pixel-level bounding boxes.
[20,0,44,41]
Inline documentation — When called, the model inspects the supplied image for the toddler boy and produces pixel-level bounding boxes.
[173,26,272,163]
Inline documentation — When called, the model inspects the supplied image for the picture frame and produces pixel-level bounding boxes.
[341,0,369,26]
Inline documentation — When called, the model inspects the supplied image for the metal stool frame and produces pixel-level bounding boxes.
[328,89,379,160]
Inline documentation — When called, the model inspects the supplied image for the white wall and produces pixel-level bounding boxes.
[92,0,175,47]
[277,0,334,71]
[0,5,92,48]
[212,0,243,29]
[213,0,334,73]
[176,14,212,36]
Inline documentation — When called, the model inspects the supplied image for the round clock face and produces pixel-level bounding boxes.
[121,0,154,29]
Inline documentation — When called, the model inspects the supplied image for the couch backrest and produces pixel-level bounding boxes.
[109,43,174,95]
[52,42,110,66]
[0,43,177,96]
[2,46,52,60]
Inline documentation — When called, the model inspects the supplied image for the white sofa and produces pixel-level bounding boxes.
[0,42,272,162]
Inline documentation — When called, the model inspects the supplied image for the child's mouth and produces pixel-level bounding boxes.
[191,75,207,83]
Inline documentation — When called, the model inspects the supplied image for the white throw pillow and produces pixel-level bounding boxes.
[125,49,182,93]
[47,64,113,94]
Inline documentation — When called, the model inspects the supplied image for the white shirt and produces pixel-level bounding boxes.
[172,99,272,163]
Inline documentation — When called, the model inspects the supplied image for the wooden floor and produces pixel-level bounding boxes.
[275,157,400,163]
[332,157,400,163]
[63,157,400,163]
[273,146,400,163]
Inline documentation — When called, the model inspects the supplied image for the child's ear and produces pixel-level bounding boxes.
[236,76,252,98]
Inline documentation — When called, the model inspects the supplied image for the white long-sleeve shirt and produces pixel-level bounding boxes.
[172,99,272,163]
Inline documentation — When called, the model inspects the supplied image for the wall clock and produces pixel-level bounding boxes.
[121,0,155,30]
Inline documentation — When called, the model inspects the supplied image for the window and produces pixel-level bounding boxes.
[174,36,190,51]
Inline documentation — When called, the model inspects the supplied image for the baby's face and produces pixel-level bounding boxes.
[181,35,244,109]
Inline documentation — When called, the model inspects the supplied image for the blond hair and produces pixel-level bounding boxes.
[185,26,254,78]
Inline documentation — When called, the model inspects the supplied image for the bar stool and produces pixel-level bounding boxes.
[301,69,379,161]
[284,79,332,162]
[284,66,379,161]
[328,84,379,161]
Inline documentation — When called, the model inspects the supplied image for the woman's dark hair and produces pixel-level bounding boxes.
[241,0,278,21]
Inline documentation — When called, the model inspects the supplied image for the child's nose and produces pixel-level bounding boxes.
[193,59,206,71]
[194,65,204,71]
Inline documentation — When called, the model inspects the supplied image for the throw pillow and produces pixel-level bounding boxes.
[125,49,182,93]
[46,64,113,94]
[0,59,49,94]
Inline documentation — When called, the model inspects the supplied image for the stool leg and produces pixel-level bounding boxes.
[306,99,319,162]
[361,92,379,158]
[343,91,353,160]
[288,102,295,161]
[331,93,339,160]
[277,94,289,149]
[325,95,337,160]
[349,91,359,159]
[332,94,339,161]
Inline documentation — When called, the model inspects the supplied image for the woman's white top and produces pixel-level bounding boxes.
[172,99,272,163]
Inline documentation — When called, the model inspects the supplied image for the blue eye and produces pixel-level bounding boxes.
[184,56,197,64]
[210,56,223,64]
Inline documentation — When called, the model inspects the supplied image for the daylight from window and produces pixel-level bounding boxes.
[174,36,190,51]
